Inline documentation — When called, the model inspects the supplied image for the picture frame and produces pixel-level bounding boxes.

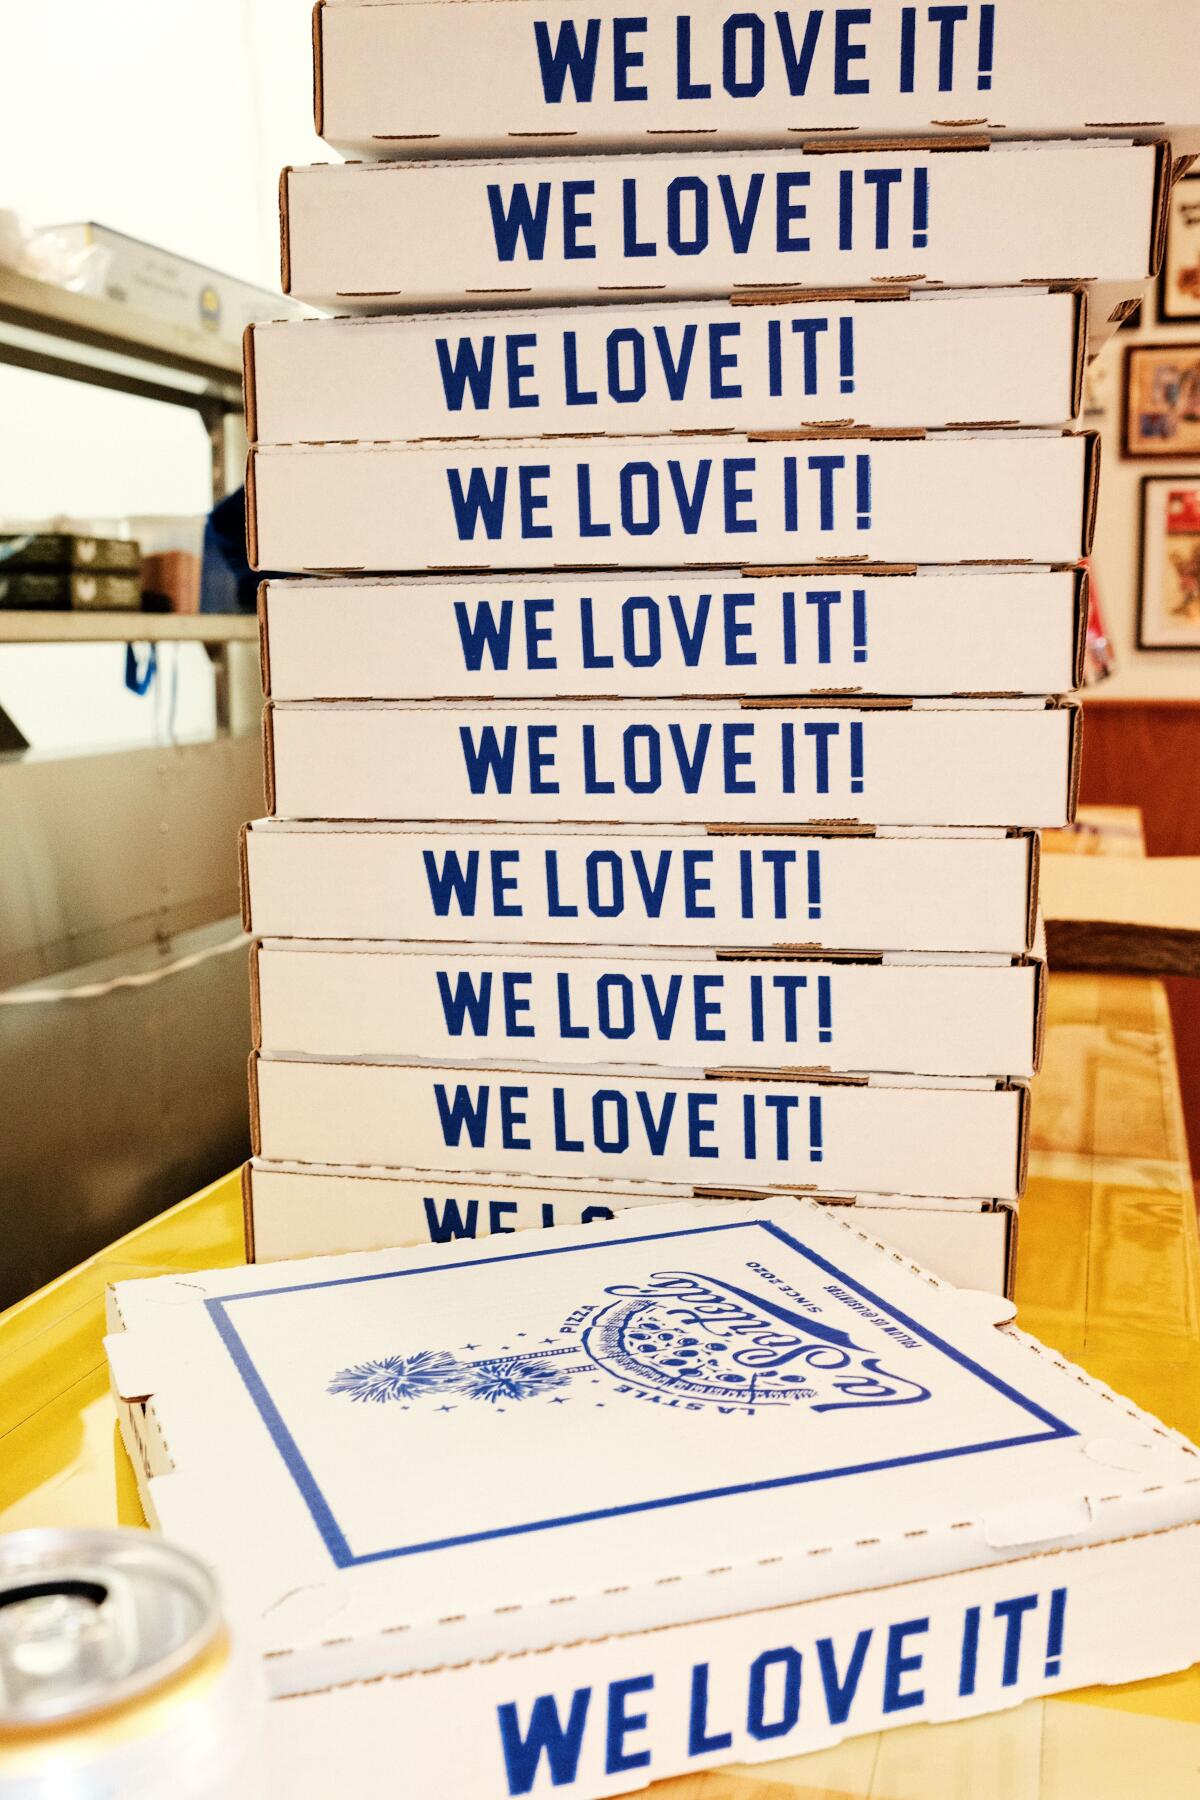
[1123,343,1200,456]
[1159,171,1200,322]
[1137,475,1200,650]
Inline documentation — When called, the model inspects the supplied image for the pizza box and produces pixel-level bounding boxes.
[241,820,1040,955]
[105,1197,1200,1798]
[262,698,1081,830]
[249,1054,1029,1200]
[246,429,1099,573]
[314,0,1200,159]
[250,937,1045,1079]
[277,139,1167,316]
[242,1159,1018,1297]
[258,566,1087,702]
[245,287,1085,443]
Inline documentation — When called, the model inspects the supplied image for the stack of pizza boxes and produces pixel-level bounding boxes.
[240,0,1177,1297]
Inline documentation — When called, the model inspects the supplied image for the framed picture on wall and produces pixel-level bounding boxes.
[1124,344,1200,455]
[1137,476,1200,649]
[1159,172,1200,322]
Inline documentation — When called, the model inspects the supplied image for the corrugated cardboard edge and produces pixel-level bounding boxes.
[245,449,261,570]
[1066,703,1085,825]
[1080,432,1102,557]
[241,1161,258,1264]
[242,325,259,444]
[249,943,264,1051]
[1069,288,1088,422]
[1013,1081,1032,1197]
[1031,958,1049,1074]
[257,582,272,698]
[312,3,325,140]
[1150,141,1174,276]
[733,286,912,310]
[262,703,278,816]
[278,168,294,297]
[238,823,254,934]
[1072,567,1090,691]
[248,1054,263,1157]
[1001,1202,1019,1301]
[800,133,991,155]
[1025,831,1041,953]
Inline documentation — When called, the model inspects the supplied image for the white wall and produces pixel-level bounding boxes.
[0,0,323,750]
[1087,292,1200,700]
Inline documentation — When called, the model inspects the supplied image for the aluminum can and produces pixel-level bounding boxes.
[0,1528,262,1797]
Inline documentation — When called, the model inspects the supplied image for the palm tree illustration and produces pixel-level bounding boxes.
[329,1344,591,1406]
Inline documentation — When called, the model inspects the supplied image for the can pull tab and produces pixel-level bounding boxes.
[0,1577,127,1712]
[0,1528,219,1732]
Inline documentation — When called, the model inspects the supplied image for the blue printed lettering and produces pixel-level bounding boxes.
[531,18,601,103]
[436,968,493,1037]
[605,1675,653,1774]
[882,1618,929,1713]
[423,848,479,917]
[435,335,495,411]
[496,1689,590,1795]
[422,1194,480,1243]
[816,1631,872,1725]
[486,182,551,261]
[746,1647,802,1741]
[447,465,508,540]
[453,599,513,672]
[433,1083,490,1149]
[613,17,649,101]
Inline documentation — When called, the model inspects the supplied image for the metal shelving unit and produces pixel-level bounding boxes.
[0,256,264,1259]
[0,611,256,644]
[0,260,258,733]
[0,262,246,497]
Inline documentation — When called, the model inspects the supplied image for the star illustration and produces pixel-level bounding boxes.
[436,1405,456,1414]
[549,1397,568,1405]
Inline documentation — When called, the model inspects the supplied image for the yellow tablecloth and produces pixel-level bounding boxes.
[3,811,1198,1797]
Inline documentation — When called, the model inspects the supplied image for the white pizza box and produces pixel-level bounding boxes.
[259,566,1087,702]
[314,0,1200,159]
[249,1055,1029,1199]
[241,820,1040,955]
[251,937,1045,1079]
[247,429,1098,573]
[263,698,1081,830]
[105,1197,1200,1799]
[246,288,1085,444]
[243,1158,1018,1296]
[277,139,1167,316]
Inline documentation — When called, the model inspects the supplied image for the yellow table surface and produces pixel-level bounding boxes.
[4,810,1199,1798]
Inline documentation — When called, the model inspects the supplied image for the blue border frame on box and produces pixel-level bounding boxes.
[205,1219,1075,1568]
